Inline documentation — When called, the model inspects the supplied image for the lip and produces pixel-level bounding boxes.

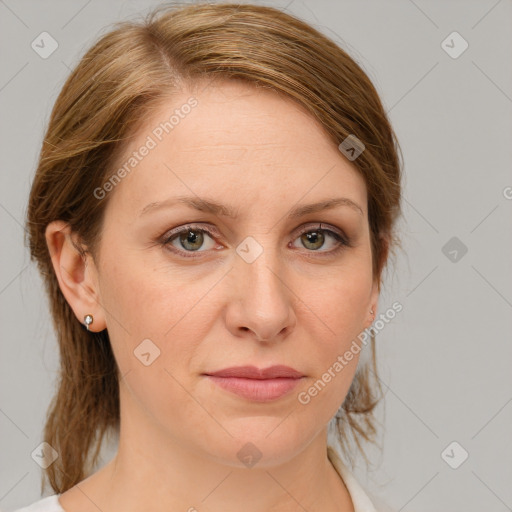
[206,365,304,379]
[204,365,304,402]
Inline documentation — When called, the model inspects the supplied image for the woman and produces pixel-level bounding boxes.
[19,2,402,511]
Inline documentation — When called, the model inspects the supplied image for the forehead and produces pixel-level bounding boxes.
[164,80,336,156]
[105,79,367,217]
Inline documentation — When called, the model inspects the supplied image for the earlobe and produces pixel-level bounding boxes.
[366,305,377,329]
[45,220,106,332]
[367,279,380,328]
[366,232,389,328]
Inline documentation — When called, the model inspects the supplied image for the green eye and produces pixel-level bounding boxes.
[293,226,349,254]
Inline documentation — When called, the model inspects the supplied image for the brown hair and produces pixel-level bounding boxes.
[25,1,402,494]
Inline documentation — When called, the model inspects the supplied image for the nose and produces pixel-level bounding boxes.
[224,241,296,343]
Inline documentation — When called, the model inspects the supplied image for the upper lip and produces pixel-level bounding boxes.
[205,365,304,379]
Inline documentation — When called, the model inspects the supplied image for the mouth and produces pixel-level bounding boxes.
[203,365,305,402]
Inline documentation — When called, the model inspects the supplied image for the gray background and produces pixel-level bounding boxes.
[1,0,511,511]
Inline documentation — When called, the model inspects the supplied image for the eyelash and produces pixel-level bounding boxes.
[160,223,351,259]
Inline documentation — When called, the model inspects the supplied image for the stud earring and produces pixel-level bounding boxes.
[83,314,93,331]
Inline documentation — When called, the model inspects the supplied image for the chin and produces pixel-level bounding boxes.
[199,418,313,469]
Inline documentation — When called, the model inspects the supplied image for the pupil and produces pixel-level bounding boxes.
[181,230,203,250]
[304,230,323,250]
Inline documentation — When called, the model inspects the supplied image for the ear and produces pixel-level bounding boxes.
[365,278,380,329]
[45,220,106,332]
[365,232,390,328]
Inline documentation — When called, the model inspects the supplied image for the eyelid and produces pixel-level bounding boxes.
[295,222,348,242]
[161,223,219,246]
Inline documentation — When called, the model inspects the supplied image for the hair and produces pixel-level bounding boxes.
[25,1,402,495]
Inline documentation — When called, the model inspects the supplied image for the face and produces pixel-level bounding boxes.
[88,80,379,467]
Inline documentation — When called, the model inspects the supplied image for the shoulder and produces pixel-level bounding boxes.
[10,495,64,512]
[364,491,398,512]
[327,445,397,512]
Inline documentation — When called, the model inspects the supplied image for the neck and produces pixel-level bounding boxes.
[61,383,355,512]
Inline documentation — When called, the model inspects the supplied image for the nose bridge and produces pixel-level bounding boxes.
[235,233,285,292]
[230,233,294,338]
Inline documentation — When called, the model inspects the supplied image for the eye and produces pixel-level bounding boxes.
[162,224,218,257]
[290,223,350,255]
[160,222,350,259]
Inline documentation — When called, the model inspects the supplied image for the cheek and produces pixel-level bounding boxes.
[291,263,372,413]
[98,252,215,375]
[298,259,373,343]
[97,258,213,433]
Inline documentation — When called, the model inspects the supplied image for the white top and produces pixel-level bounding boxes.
[12,447,393,511]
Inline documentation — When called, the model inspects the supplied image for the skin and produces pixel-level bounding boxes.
[46,79,382,512]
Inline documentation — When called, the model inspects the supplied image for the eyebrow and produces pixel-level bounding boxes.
[139,195,364,219]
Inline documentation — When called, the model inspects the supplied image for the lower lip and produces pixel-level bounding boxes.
[206,376,303,402]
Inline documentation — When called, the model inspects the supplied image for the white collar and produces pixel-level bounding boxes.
[327,445,379,512]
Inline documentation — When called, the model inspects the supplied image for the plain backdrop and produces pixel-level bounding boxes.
[1,1,511,511]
